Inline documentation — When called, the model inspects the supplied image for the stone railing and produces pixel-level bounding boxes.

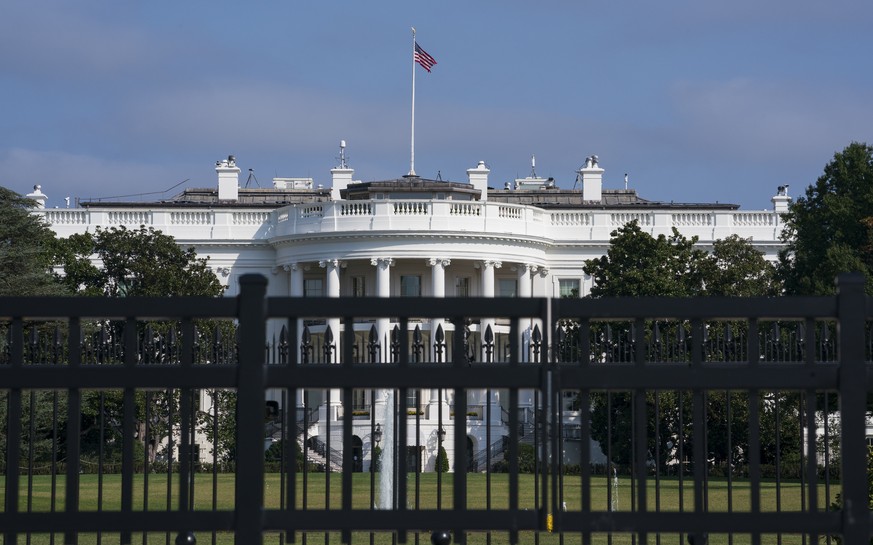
[37,200,783,246]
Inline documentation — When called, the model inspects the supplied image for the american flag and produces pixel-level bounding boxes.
[414,42,437,72]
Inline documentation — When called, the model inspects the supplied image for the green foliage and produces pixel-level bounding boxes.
[778,142,873,295]
[582,223,792,472]
[45,225,229,467]
[54,225,223,297]
[589,390,803,473]
[705,235,778,296]
[830,446,873,544]
[264,439,307,472]
[371,445,382,473]
[492,443,537,474]
[0,390,69,473]
[0,187,66,296]
[435,445,450,473]
[516,443,536,473]
[584,221,776,298]
[197,389,238,465]
[583,222,708,297]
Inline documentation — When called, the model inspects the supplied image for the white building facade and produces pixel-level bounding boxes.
[30,152,791,472]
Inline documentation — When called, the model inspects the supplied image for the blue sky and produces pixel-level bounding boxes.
[2,1,871,209]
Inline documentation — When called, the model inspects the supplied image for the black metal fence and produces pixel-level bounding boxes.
[1,273,872,545]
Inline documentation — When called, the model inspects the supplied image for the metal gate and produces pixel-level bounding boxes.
[1,273,870,544]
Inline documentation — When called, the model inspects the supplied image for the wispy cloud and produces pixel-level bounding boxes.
[0,4,167,82]
[0,148,194,205]
[671,78,873,162]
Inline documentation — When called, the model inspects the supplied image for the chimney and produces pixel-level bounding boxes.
[330,167,354,200]
[467,160,490,201]
[578,155,604,202]
[26,184,47,209]
[772,185,792,213]
[330,140,353,200]
[216,155,240,201]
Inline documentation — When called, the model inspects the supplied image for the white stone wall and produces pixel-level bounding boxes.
[36,197,786,471]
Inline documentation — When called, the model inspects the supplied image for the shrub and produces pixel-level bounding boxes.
[436,446,449,473]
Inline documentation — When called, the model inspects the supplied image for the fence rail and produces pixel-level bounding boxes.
[1,273,871,545]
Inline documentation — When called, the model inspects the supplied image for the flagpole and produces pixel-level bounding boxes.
[409,27,416,177]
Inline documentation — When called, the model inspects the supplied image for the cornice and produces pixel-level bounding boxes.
[269,230,553,249]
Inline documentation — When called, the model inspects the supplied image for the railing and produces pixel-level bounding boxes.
[469,436,508,473]
[307,436,344,471]
[2,274,872,545]
[38,202,785,247]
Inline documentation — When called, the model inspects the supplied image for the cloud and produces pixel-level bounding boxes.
[670,78,873,163]
[119,83,408,156]
[0,148,194,206]
[0,4,175,83]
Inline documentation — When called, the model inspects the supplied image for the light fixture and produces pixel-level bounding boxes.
[374,423,383,446]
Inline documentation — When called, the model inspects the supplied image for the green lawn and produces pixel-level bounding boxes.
[0,472,842,545]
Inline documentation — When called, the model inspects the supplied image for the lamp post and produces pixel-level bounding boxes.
[372,423,383,473]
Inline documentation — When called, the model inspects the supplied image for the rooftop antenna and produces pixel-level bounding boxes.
[436,170,442,181]
[245,168,260,188]
[530,155,537,178]
[624,173,628,190]
[338,140,348,169]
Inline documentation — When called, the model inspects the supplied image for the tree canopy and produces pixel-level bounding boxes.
[580,221,782,470]
[583,222,708,297]
[583,222,776,297]
[55,225,223,297]
[778,141,873,295]
[0,187,66,296]
[704,235,778,297]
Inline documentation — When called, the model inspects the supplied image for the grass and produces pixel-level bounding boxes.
[0,472,842,545]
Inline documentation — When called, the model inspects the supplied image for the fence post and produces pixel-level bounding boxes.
[837,272,869,545]
[236,274,268,545]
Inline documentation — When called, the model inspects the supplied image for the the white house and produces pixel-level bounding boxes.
[28,147,791,472]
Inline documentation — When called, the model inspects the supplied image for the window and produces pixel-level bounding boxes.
[559,279,580,298]
[407,389,420,413]
[304,278,324,297]
[497,278,517,297]
[400,275,421,297]
[456,277,471,297]
[352,390,368,412]
[352,276,366,297]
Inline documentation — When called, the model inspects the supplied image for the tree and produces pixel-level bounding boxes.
[0,187,66,296]
[583,222,791,473]
[583,221,708,297]
[778,142,873,295]
[52,225,228,468]
[704,235,778,297]
[55,225,223,297]
[435,445,450,473]
[0,188,68,470]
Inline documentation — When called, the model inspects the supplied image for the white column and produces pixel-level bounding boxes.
[428,258,450,362]
[371,257,394,361]
[479,260,501,362]
[320,259,343,421]
[320,259,342,346]
[427,258,451,420]
[521,266,548,414]
[285,263,305,409]
[287,263,304,297]
[517,264,535,339]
